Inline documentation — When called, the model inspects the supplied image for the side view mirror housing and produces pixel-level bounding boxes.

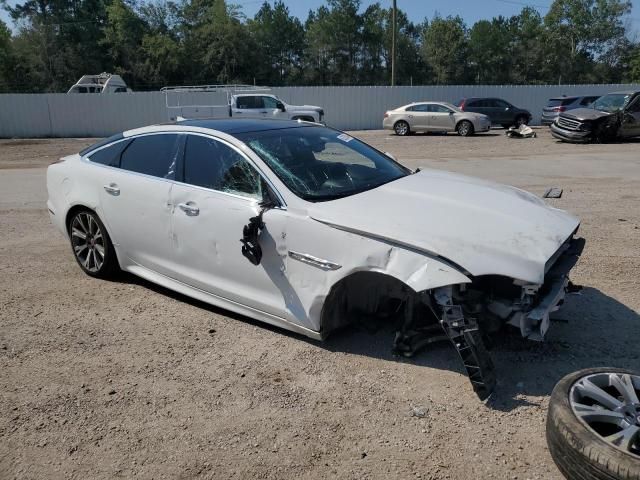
[276,101,286,112]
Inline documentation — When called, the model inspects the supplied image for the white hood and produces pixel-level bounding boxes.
[309,169,579,284]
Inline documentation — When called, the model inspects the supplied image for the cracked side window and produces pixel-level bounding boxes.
[183,135,262,200]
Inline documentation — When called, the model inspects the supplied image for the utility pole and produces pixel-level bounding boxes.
[391,0,396,86]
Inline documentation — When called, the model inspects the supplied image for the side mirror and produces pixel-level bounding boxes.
[449,111,454,115]
[384,151,397,162]
[276,101,286,112]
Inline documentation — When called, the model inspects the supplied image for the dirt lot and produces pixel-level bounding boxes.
[1,128,639,479]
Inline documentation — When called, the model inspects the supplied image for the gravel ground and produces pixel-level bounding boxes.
[1,128,639,479]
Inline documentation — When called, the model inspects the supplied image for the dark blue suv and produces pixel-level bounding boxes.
[457,97,531,128]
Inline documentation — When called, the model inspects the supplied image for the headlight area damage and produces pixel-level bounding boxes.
[320,236,585,401]
[550,109,623,143]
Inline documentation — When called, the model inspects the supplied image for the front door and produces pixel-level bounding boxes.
[168,133,291,320]
[428,104,456,131]
[98,133,181,276]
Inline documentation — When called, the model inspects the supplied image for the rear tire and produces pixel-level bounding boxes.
[394,121,410,136]
[68,209,119,279]
[515,115,529,127]
[457,120,474,137]
[546,368,640,480]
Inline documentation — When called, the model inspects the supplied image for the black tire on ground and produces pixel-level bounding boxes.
[515,115,529,126]
[68,208,120,279]
[457,120,474,136]
[394,120,410,136]
[546,367,640,480]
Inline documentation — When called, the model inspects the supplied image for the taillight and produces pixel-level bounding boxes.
[552,106,566,112]
[384,112,389,118]
[459,99,466,110]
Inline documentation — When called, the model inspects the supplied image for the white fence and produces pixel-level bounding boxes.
[1,84,638,138]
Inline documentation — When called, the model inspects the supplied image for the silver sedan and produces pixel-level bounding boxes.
[383,101,491,136]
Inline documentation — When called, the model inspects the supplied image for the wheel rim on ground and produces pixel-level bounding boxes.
[459,122,470,135]
[569,372,640,457]
[395,122,408,135]
[516,117,527,126]
[71,212,105,273]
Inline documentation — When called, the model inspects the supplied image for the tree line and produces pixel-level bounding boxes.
[0,0,639,93]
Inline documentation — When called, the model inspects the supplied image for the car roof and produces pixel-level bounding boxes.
[173,118,314,134]
[80,119,316,156]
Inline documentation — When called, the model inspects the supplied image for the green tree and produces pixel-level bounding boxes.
[421,15,468,84]
[304,0,362,85]
[508,7,548,84]
[248,1,305,85]
[179,0,255,84]
[360,3,427,85]
[544,0,632,82]
[101,0,147,86]
[4,0,108,91]
[0,19,13,91]
[468,17,513,84]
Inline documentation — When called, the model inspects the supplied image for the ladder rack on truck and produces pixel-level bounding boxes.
[161,84,271,121]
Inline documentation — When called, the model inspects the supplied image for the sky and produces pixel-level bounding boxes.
[2,0,639,35]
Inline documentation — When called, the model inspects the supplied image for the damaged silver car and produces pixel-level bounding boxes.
[47,119,585,400]
[550,90,640,143]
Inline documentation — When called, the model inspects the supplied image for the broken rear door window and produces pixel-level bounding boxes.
[182,134,262,200]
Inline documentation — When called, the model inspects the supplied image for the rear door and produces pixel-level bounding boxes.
[97,133,181,275]
[232,96,264,119]
[406,104,430,130]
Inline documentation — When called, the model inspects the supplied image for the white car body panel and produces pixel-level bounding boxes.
[47,123,579,341]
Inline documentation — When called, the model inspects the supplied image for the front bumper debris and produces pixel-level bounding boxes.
[550,123,592,143]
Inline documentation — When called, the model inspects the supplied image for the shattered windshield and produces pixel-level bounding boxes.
[591,94,630,113]
[237,126,410,202]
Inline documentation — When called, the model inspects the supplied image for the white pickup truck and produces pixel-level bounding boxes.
[231,94,324,123]
[162,86,325,123]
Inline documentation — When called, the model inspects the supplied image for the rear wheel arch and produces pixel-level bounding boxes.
[65,205,121,277]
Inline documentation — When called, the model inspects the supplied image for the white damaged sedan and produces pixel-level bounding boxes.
[47,119,584,399]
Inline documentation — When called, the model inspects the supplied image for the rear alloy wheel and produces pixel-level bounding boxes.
[546,368,640,480]
[515,115,529,127]
[394,121,410,136]
[457,120,474,137]
[69,210,118,278]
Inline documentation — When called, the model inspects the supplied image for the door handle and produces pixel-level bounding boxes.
[103,183,120,196]
[260,111,268,114]
[178,202,199,216]
[408,115,413,118]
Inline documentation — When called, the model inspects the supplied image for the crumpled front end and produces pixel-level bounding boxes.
[446,235,584,342]
[394,233,584,400]
[550,111,621,143]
